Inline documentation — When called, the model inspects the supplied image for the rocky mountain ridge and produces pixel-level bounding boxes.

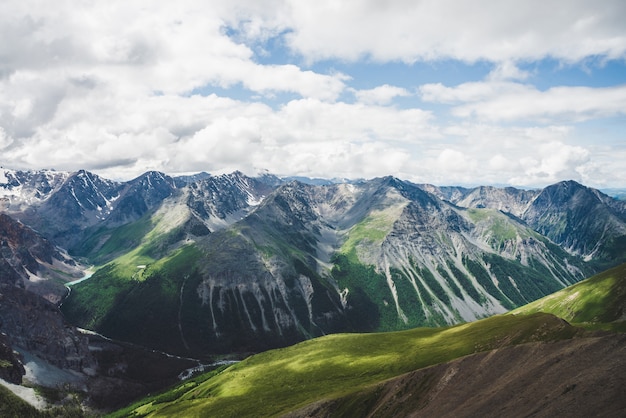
[2,168,626,358]
[434,180,626,264]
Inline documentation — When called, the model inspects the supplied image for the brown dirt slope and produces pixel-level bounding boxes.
[285,333,626,418]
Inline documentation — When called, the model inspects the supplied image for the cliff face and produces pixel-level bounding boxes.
[0,333,24,384]
[0,284,96,376]
[0,213,85,304]
[0,213,95,382]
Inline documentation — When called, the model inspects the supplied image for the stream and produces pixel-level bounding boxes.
[65,268,95,287]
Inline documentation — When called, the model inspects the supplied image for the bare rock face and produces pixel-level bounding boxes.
[441,180,626,265]
[0,332,24,384]
[0,213,95,376]
[0,213,85,304]
[0,285,96,375]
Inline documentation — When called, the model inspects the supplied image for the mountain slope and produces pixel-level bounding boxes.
[443,180,626,266]
[325,178,589,331]
[111,313,589,417]
[5,169,623,357]
[112,263,626,418]
[0,216,96,378]
[0,213,85,303]
[286,333,626,418]
[511,261,626,329]
[523,180,626,265]
[0,169,70,211]
[62,177,595,358]
[62,181,350,356]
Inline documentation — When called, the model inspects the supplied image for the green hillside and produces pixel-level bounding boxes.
[110,312,580,417]
[109,263,626,418]
[0,386,43,418]
[510,262,626,331]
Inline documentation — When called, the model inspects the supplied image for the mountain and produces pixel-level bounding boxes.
[3,167,626,413]
[61,176,598,357]
[0,214,96,380]
[3,167,626,358]
[3,169,179,248]
[523,181,626,264]
[0,169,71,211]
[0,213,85,303]
[437,180,626,266]
[285,332,626,418]
[3,169,122,248]
[108,263,626,418]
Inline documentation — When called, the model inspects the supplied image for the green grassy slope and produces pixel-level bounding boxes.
[0,386,43,418]
[510,262,626,330]
[110,263,626,418]
[111,312,580,417]
[62,244,202,354]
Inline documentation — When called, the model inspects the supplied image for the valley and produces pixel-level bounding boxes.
[1,168,625,415]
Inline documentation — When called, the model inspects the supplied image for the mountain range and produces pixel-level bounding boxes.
[1,167,626,413]
[2,169,626,357]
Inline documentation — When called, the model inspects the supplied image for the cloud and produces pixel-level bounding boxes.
[420,81,528,104]
[487,61,531,81]
[455,84,626,122]
[0,0,624,189]
[280,0,626,63]
[436,149,477,173]
[509,141,591,186]
[354,85,411,105]
[422,81,626,123]
[0,1,347,98]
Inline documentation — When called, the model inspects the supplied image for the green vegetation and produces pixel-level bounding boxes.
[330,253,390,331]
[0,385,86,418]
[463,256,514,310]
[106,262,626,418]
[466,208,535,251]
[62,244,202,353]
[420,267,450,305]
[113,312,580,417]
[483,253,563,306]
[0,385,42,418]
[447,261,484,303]
[72,216,155,263]
[511,262,626,331]
[436,265,463,299]
[108,365,231,418]
[339,209,398,262]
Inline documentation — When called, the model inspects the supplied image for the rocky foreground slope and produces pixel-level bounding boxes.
[286,333,626,418]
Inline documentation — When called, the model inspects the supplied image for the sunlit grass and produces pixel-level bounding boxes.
[117,312,579,417]
[340,206,404,259]
[510,262,626,324]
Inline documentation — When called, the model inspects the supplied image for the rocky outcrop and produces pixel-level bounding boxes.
[438,180,626,266]
[0,285,95,375]
[523,180,626,263]
[0,332,24,384]
[62,177,594,356]
[0,213,84,303]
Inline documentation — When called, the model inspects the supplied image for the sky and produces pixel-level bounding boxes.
[1,0,625,188]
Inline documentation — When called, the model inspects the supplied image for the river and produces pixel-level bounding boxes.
[65,268,95,287]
